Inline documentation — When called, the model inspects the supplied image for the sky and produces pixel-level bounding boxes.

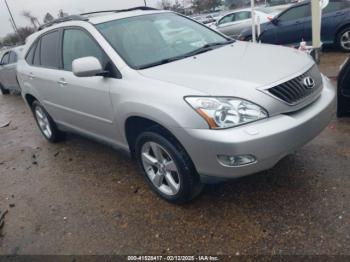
[0,0,162,38]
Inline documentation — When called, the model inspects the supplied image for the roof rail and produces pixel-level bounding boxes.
[80,6,158,16]
[38,7,159,31]
[38,15,88,31]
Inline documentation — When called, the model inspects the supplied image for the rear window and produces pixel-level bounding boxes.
[40,30,60,69]
[1,53,10,65]
[33,40,41,66]
[25,42,37,64]
[9,51,17,64]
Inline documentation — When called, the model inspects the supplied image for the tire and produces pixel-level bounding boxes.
[336,27,350,52]
[135,128,203,204]
[0,83,10,95]
[31,101,65,143]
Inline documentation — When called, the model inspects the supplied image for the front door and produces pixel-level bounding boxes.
[262,4,310,46]
[54,28,117,140]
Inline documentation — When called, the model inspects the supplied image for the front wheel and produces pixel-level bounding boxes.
[32,101,65,143]
[135,129,203,204]
[0,83,9,95]
[337,27,350,52]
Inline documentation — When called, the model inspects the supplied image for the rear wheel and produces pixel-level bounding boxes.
[135,129,203,204]
[32,101,65,143]
[337,27,350,52]
[0,83,9,95]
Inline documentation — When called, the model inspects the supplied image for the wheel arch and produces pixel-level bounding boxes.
[335,23,350,43]
[24,93,38,108]
[124,116,186,158]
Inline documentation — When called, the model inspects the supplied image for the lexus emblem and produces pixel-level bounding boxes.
[303,77,315,89]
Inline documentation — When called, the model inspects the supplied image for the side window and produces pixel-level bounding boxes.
[9,51,17,64]
[323,2,345,14]
[62,29,107,71]
[25,42,37,65]
[1,53,10,65]
[234,11,251,21]
[279,5,309,22]
[40,30,61,69]
[219,14,235,25]
[33,39,41,66]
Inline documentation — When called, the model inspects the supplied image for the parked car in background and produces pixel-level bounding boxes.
[267,0,296,7]
[239,0,350,52]
[211,7,279,38]
[337,56,350,117]
[0,46,23,94]
[18,7,335,203]
[191,14,218,25]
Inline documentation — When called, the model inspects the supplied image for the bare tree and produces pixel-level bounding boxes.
[158,0,185,12]
[22,11,40,28]
[158,0,172,10]
[58,9,68,18]
[0,26,35,47]
[225,0,249,9]
[192,0,222,12]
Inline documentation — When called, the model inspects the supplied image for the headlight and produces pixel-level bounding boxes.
[185,97,268,129]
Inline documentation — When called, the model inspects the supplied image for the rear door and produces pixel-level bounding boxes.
[261,4,310,45]
[302,1,349,44]
[26,30,64,120]
[321,1,349,43]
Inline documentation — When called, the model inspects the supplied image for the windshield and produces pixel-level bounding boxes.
[96,13,229,69]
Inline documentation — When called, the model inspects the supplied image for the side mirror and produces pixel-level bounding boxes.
[271,18,279,25]
[72,57,107,77]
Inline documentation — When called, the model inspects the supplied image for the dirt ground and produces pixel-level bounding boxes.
[0,50,349,255]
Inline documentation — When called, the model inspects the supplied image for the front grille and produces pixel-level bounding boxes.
[267,65,322,105]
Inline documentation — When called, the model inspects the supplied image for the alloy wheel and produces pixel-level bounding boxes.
[35,106,52,139]
[340,31,350,51]
[141,141,181,196]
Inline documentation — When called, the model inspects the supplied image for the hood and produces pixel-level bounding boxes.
[139,41,314,96]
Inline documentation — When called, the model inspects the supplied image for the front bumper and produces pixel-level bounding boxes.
[171,76,336,180]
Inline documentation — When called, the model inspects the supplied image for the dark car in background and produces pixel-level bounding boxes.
[0,46,23,94]
[239,0,350,52]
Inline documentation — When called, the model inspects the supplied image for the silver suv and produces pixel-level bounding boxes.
[17,7,336,203]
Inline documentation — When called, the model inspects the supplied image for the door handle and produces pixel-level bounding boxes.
[57,79,68,86]
[29,72,35,80]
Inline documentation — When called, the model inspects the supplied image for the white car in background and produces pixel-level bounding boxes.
[211,7,279,38]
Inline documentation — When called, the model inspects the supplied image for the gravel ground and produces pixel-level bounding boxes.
[0,51,349,255]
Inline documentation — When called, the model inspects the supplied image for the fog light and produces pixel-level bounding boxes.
[217,154,256,167]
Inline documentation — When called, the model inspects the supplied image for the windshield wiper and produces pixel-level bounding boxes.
[137,39,235,70]
[185,39,235,57]
[201,39,236,49]
[137,55,191,69]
